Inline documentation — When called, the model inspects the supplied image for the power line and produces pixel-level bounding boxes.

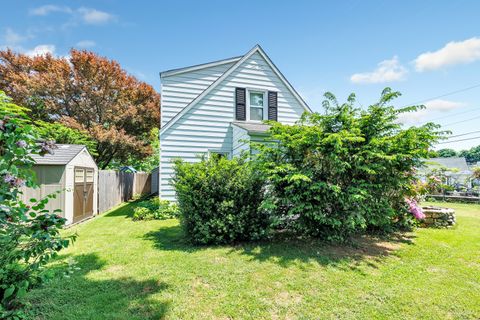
[438,136,480,144]
[441,114,480,127]
[403,82,480,107]
[428,108,480,122]
[447,130,480,139]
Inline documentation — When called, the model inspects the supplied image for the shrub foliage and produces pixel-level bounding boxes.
[173,156,270,244]
[256,89,442,241]
[171,89,442,244]
[132,197,179,221]
[0,92,74,318]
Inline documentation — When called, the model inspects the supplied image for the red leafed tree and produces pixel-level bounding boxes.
[0,49,160,169]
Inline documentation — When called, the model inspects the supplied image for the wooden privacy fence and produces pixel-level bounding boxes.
[98,170,153,214]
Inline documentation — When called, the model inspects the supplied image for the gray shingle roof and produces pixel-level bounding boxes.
[426,157,469,171]
[31,144,86,165]
[232,122,271,134]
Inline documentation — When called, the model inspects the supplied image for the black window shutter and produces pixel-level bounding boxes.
[235,88,246,121]
[268,91,278,121]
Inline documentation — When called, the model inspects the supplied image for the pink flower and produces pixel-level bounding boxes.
[406,198,425,220]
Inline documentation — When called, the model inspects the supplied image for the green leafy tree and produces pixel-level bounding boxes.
[0,92,74,318]
[35,121,98,157]
[256,88,443,241]
[0,49,160,169]
[118,127,159,172]
[435,148,457,158]
[459,146,480,164]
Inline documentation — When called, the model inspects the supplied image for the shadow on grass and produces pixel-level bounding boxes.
[144,225,416,270]
[26,253,170,320]
[232,232,416,270]
[103,201,141,218]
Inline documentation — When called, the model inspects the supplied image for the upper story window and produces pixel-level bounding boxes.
[248,91,266,121]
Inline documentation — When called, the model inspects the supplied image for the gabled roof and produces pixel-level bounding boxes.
[160,56,242,78]
[30,144,86,165]
[160,44,312,135]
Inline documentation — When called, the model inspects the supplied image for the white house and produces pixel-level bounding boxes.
[159,45,311,201]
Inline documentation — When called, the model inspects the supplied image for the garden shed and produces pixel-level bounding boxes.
[21,144,98,225]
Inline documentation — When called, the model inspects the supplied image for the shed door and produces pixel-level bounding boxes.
[73,167,95,223]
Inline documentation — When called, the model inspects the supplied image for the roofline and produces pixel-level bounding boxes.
[160,56,242,78]
[254,44,312,114]
[160,44,312,135]
[66,145,99,169]
[32,144,88,166]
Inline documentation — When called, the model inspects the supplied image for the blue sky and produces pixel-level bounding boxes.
[2,0,480,150]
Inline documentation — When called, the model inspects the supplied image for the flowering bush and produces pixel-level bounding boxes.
[405,198,425,220]
[0,91,74,318]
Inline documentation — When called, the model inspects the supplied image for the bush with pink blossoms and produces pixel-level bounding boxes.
[405,198,425,220]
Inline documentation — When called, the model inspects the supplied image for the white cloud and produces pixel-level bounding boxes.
[423,99,465,111]
[4,28,28,45]
[350,56,407,84]
[78,8,115,25]
[25,44,56,57]
[30,5,115,25]
[414,37,480,72]
[75,40,96,48]
[397,99,465,124]
[30,5,72,16]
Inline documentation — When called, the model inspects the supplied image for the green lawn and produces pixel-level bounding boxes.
[25,201,480,319]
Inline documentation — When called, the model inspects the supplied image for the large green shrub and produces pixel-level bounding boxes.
[256,89,443,241]
[173,156,270,244]
[0,91,74,318]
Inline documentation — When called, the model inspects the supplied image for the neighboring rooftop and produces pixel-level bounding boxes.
[426,157,469,171]
[30,144,86,165]
[232,121,271,134]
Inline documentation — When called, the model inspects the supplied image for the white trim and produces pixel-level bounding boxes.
[160,45,311,135]
[254,47,312,114]
[246,89,267,122]
[160,56,242,78]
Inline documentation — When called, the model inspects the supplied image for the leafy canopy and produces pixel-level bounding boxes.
[255,88,443,241]
[35,121,98,157]
[435,148,458,158]
[0,49,160,169]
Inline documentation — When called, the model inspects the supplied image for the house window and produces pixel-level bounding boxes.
[249,91,266,121]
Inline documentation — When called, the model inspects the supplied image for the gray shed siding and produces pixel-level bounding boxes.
[20,165,66,217]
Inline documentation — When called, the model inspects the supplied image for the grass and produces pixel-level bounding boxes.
[25,201,480,319]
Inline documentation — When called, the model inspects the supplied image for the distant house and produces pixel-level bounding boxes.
[420,157,472,186]
[159,45,311,201]
[21,144,98,224]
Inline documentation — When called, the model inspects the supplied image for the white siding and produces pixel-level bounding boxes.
[161,62,237,127]
[160,52,306,201]
[232,124,250,158]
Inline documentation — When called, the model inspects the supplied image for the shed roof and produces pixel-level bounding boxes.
[232,122,271,134]
[31,144,86,165]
